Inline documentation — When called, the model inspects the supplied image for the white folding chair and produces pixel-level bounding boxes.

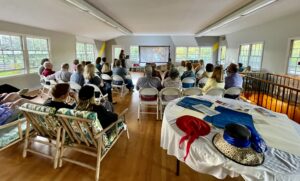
[39,75,52,98]
[112,75,127,97]
[206,88,225,97]
[182,87,203,96]
[85,84,107,103]
[70,82,82,92]
[182,77,195,89]
[138,87,159,120]
[224,87,243,99]
[101,74,112,81]
[159,87,181,120]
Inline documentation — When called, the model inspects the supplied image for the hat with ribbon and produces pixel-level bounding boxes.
[176,115,211,161]
[212,123,264,166]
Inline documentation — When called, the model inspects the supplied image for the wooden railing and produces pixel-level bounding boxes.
[242,73,300,123]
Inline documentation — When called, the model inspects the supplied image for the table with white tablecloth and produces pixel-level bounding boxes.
[160,95,300,181]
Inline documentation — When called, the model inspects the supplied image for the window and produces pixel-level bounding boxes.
[238,43,264,71]
[76,42,95,62]
[0,34,25,77]
[218,46,226,65]
[26,37,49,73]
[130,46,139,62]
[175,46,212,63]
[287,39,300,75]
[199,47,213,63]
[113,47,122,59]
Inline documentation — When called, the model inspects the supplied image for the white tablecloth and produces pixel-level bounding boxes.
[160,95,300,181]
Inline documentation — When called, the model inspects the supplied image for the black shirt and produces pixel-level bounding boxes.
[43,99,74,111]
[91,104,118,129]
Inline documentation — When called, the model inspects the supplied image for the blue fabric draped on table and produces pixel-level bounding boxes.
[204,106,267,153]
[177,97,213,112]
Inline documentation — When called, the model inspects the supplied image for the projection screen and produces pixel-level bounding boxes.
[139,46,170,63]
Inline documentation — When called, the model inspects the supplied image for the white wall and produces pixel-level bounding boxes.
[0,20,76,89]
[224,11,300,74]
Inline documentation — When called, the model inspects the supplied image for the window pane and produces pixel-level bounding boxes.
[249,43,263,71]
[76,42,95,62]
[26,37,49,73]
[114,47,122,59]
[0,34,25,77]
[130,46,139,62]
[238,44,250,66]
[187,47,200,60]
[176,47,187,61]
[288,40,300,75]
[219,46,226,65]
[199,47,212,64]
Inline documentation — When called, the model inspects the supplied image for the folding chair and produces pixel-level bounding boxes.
[70,82,82,92]
[224,87,243,99]
[182,87,203,96]
[85,84,107,103]
[101,74,112,81]
[206,87,225,97]
[159,87,181,119]
[112,75,127,97]
[138,87,159,120]
[182,77,195,89]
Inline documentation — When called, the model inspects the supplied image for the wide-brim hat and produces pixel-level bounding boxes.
[212,124,264,166]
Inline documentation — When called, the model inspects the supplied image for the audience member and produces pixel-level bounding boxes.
[225,63,243,89]
[81,61,86,68]
[73,59,79,72]
[151,63,162,80]
[163,68,181,89]
[113,60,134,91]
[195,59,205,78]
[198,63,214,87]
[76,85,118,129]
[95,57,102,73]
[243,66,252,73]
[101,57,107,65]
[70,64,85,86]
[201,66,225,93]
[181,62,195,80]
[177,61,186,76]
[39,58,49,75]
[42,62,55,77]
[136,65,162,91]
[101,63,113,77]
[121,59,127,69]
[47,63,72,82]
[238,63,244,72]
[84,64,114,103]
[86,61,92,65]
[163,62,174,79]
[43,83,76,110]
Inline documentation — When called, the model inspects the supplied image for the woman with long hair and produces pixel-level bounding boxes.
[201,65,225,93]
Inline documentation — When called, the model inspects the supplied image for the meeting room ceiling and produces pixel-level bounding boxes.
[0,0,299,40]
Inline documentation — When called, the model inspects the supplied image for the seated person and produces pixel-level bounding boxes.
[70,64,85,86]
[76,85,118,129]
[177,61,186,76]
[42,62,55,77]
[163,68,181,89]
[195,59,205,78]
[43,83,76,110]
[95,57,102,73]
[198,63,214,87]
[238,63,245,72]
[113,60,134,91]
[136,65,162,91]
[181,62,195,80]
[39,58,49,75]
[243,66,252,73]
[201,66,225,93]
[225,63,243,89]
[151,63,162,80]
[72,59,79,72]
[47,63,72,82]
[84,64,115,103]
[101,62,113,77]
[163,62,174,80]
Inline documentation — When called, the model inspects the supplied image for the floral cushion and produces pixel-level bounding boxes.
[0,120,26,149]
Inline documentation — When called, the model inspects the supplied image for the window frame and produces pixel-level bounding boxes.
[76,42,96,62]
[286,37,300,75]
[175,46,213,63]
[130,45,139,62]
[218,46,226,65]
[238,42,264,71]
[0,31,52,78]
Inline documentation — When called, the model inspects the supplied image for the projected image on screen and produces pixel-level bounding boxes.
[139,46,170,63]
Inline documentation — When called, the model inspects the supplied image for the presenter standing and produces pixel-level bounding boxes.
[119,49,126,60]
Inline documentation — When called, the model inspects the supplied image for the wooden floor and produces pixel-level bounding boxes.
[0,73,244,181]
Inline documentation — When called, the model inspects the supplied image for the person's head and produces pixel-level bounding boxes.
[102,57,107,63]
[84,64,96,80]
[85,61,92,65]
[101,63,111,73]
[120,50,124,54]
[246,66,251,71]
[238,63,243,68]
[76,64,84,73]
[121,59,126,68]
[61,63,69,71]
[51,83,70,101]
[43,62,53,70]
[211,66,224,83]
[199,59,204,66]
[144,65,153,77]
[151,63,157,70]
[169,68,179,80]
[81,61,86,66]
[167,62,174,70]
[227,63,238,74]
[95,57,101,65]
[115,59,121,67]
[41,58,49,66]
[206,63,214,72]
[181,61,186,67]
[186,62,192,71]
[73,59,79,65]
[76,85,95,111]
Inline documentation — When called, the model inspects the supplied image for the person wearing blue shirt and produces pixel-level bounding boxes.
[181,62,195,80]
[113,60,134,91]
[70,64,85,86]
[225,63,243,89]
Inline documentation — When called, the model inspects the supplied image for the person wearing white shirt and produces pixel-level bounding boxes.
[202,65,225,93]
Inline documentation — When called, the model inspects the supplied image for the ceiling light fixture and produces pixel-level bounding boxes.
[64,0,132,35]
[196,0,279,37]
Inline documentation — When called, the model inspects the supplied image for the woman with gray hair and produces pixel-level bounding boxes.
[163,68,181,89]
[136,65,162,91]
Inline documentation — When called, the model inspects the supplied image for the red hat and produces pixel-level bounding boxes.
[176,115,211,161]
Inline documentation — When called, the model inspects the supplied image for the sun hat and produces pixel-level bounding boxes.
[212,123,264,166]
[176,115,211,161]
